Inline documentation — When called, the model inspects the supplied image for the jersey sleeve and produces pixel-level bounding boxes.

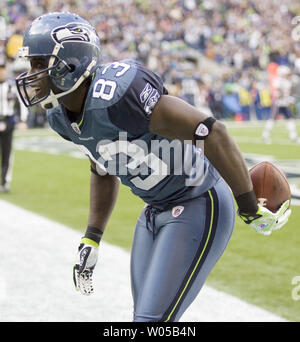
[107,62,168,136]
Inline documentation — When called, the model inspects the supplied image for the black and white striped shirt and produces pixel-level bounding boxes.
[0,81,15,117]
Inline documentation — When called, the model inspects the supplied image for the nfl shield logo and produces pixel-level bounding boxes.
[71,122,81,135]
[195,123,209,137]
[172,206,184,218]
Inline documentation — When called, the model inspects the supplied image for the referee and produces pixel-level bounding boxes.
[0,62,16,193]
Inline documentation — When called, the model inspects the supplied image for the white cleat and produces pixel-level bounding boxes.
[262,135,272,145]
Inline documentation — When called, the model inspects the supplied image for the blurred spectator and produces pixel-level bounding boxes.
[262,65,299,143]
[206,83,224,120]
[253,82,272,120]
[237,85,252,121]
[0,0,299,120]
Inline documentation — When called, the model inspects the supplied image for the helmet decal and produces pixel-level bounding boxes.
[15,12,101,109]
[51,23,92,46]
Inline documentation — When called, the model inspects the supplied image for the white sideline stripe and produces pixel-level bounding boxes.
[0,200,287,322]
[234,136,300,145]
[224,119,300,129]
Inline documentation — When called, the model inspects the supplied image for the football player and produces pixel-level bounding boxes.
[262,65,299,144]
[16,12,291,322]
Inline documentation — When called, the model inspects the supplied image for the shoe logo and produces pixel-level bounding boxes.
[172,206,184,217]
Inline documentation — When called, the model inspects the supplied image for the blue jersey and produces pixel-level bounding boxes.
[47,60,220,207]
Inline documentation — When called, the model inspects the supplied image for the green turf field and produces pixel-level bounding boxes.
[1,120,300,321]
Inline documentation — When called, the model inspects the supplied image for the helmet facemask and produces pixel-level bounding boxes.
[15,13,101,110]
[16,54,72,109]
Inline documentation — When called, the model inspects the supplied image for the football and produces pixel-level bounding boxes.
[249,161,291,213]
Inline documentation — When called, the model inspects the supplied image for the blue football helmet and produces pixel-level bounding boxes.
[16,12,101,109]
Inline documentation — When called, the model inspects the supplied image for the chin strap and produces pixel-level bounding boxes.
[40,59,97,109]
[41,43,97,109]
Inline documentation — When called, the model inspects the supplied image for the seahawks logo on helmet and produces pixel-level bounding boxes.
[51,23,91,45]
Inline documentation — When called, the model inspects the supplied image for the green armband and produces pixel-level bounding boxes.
[82,226,103,247]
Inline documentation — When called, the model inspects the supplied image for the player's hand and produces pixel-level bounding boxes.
[238,200,291,235]
[73,238,99,295]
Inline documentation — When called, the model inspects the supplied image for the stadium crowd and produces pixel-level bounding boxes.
[0,0,300,123]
